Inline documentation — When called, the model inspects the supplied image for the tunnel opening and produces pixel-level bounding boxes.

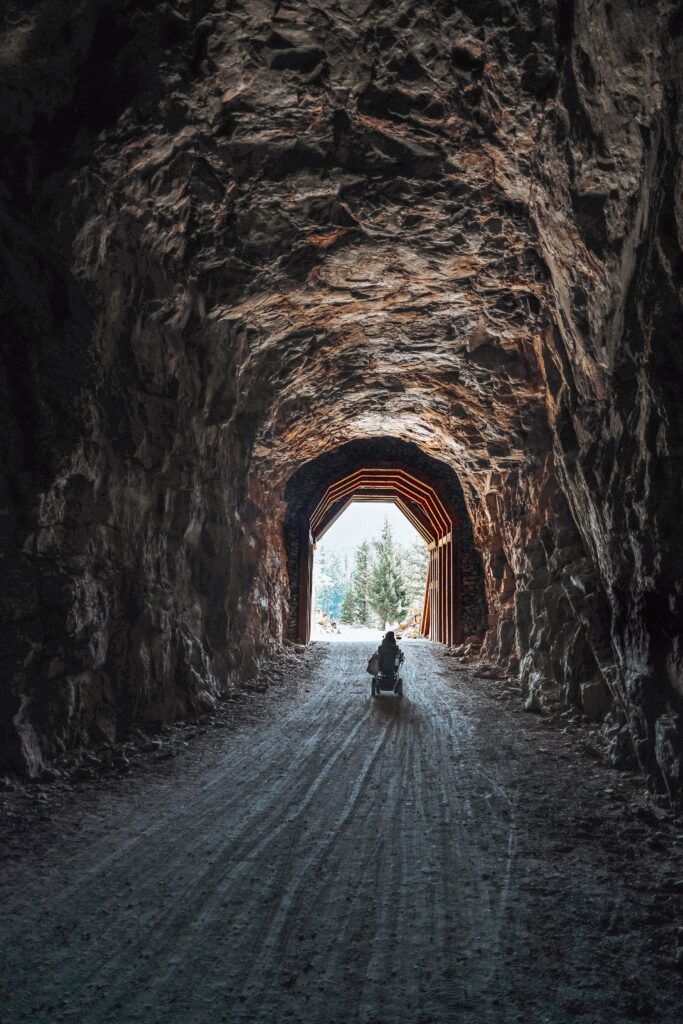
[310,498,429,640]
[284,438,488,648]
[311,470,453,643]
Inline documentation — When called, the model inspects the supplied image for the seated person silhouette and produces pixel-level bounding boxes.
[377,630,404,676]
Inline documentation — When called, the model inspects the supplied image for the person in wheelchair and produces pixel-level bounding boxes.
[377,630,404,676]
[369,630,404,699]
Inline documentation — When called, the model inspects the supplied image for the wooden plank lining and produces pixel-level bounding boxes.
[302,466,459,644]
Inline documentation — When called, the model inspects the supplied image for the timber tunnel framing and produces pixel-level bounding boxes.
[284,439,487,645]
[311,469,456,643]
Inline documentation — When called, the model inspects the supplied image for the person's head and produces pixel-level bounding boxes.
[384,631,395,643]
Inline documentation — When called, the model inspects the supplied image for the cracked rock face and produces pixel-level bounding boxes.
[0,1,681,791]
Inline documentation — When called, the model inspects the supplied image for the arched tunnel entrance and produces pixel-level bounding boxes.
[310,469,452,643]
[284,438,487,646]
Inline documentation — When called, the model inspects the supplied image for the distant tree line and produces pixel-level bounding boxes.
[315,519,429,630]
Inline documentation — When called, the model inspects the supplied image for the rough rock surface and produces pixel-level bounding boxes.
[1,1,682,789]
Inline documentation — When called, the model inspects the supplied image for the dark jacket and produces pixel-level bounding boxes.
[378,639,400,674]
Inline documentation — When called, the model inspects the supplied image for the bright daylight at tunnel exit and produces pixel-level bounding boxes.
[1,1,683,1023]
[311,500,430,640]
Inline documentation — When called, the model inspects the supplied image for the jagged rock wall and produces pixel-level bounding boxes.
[472,457,616,723]
[0,0,681,790]
[0,1,288,774]
[530,6,683,789]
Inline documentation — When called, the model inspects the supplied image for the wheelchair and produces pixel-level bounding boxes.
[370,650,404,698]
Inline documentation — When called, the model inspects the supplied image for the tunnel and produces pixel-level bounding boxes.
[2,2,683,1020]
[0,0,681,799]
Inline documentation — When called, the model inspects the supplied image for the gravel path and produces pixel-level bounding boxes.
[1,641,682,1023]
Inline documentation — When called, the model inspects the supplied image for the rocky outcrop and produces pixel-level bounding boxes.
[0,1,681,791]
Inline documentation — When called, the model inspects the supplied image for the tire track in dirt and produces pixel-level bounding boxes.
[142,701,392,1012]
[4,680,356,975]
[3,640,682,1024]
[64,687,381,1019]
[0,643,519,1024]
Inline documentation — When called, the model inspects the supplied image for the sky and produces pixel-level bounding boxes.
[317,500,423,553]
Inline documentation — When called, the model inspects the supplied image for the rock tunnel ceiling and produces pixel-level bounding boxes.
[0,1,682,791]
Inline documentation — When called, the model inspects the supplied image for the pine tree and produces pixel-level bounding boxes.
[369,519,408,629]
[315,549,347,620]
[340,584,356,625]
[400,537,430,609]
[352,540,373,625]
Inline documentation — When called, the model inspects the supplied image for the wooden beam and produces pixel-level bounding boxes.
[310,467,451,538]
[421,569,430,637]
[297,522,312,642]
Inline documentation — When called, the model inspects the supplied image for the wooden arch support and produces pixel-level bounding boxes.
[299,467,461,646]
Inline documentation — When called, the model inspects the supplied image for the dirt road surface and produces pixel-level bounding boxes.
[2,641,683,1023]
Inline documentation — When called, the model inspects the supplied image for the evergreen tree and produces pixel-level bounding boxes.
[340,584,356,624]
[315,549,348,620]
[369,519,408,629]
[352,540,373,625]
[400,537,430,609]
